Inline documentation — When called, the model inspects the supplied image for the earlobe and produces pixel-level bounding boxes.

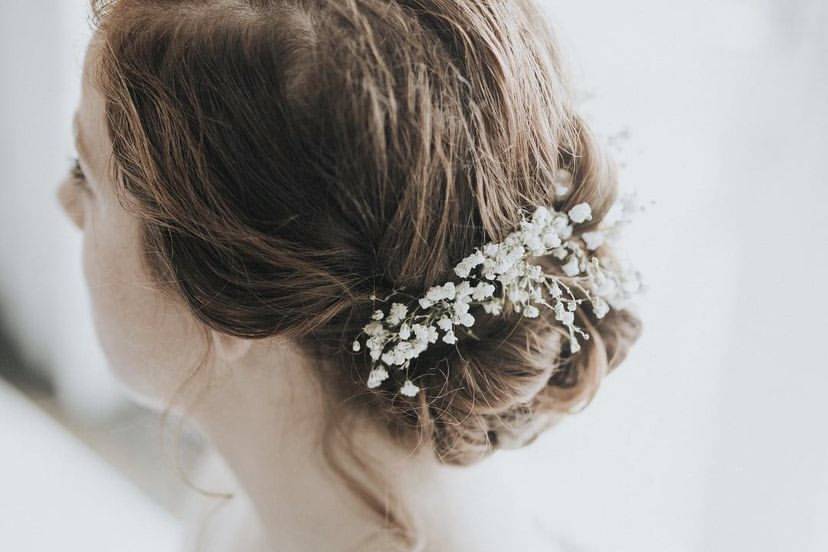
[210,329,254,364]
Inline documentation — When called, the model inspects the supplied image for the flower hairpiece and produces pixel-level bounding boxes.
[351,179,643,397]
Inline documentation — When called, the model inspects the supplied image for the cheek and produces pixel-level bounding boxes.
[81,205,209,411]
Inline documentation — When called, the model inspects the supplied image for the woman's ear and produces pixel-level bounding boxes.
[210,329,254,364]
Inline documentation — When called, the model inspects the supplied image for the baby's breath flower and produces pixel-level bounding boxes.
[592,297,610,318]
[581,231,606,250]
[386,303,408,325]
[551,247,568,260]
[562,256,581,277]
[471,282,496,300]
[533,205,551,224]
[483,299,504,315]
[568,202,593,224]
[351,192,642,397]
[399,379,420,397]
[523,305,540,318]
[543,229,562,249]
[549,281,562,298]
[367,367,389,388]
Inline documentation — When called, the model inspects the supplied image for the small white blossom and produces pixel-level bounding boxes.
[562,256,581,277]
[399,379,420,397]
[364,321,385,336]
[471,282,496,300]
[468,250,486,266]
[455,280,473,299]
[498,266,521,285]
[371,309,384,320]
[381,351,398,365]
[425,286,444,303]
[482,299,504,315]
[523,305,540,318]
[386,303,408,325]
[452,300,470,316]
[436,316,453,332]
[542,229,561,249]
[581,231,605,250]
[412,323,438,344]
[483,243,500,257]
[367,366,389,388]
[551,215,570,233]
[507,288,529,303]
[533,205,551,224]
[554,302,565,319]
[455,263,472,278]
[549,282,562,297]
[455,250,485,278]
[352,340,361,352]
[568,202,593,224]
[551,247,568,260]
[443,330,457,344]
[527,265,543,281]
[592,297,610,318]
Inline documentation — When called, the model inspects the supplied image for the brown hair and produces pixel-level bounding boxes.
[89,0,642,547]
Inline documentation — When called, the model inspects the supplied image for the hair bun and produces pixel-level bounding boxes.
[417,294,641,464]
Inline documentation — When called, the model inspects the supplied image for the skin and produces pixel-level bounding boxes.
[56,36,545,552]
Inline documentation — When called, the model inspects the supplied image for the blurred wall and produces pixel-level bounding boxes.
[523,1,828,551]
[0,1,126,416]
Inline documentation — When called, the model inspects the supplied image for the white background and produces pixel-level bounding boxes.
[1,1,826,551]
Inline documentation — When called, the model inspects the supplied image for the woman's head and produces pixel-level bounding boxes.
[60,0,640,465]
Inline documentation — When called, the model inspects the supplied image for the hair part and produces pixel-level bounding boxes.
[89,0,642,548]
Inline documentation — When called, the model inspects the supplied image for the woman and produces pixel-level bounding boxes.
[57,0,642,550]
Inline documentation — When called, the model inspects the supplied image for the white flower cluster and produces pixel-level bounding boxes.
[351,188,643,397]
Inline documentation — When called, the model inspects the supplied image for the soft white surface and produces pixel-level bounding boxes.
[521,2,828,551]
[0,1,826,551]
[0,380,181,551]
[0,0,127,419]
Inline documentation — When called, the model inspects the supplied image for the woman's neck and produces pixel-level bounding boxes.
[183,337,457,552]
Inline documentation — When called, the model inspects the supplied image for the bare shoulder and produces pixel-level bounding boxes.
[181,449,271,552]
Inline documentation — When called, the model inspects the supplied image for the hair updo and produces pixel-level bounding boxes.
[90,0,641,535]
